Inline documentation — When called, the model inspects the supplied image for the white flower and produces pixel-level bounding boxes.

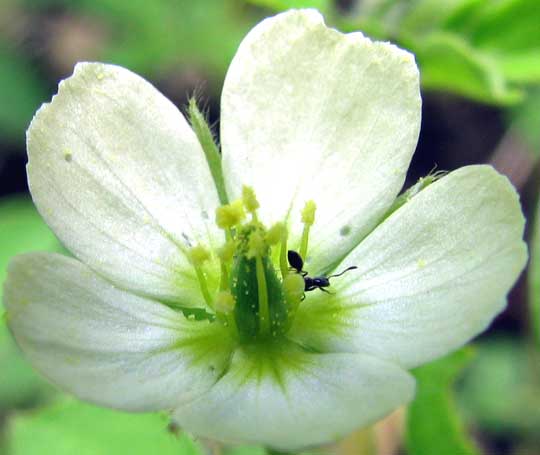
[3,9,527,452]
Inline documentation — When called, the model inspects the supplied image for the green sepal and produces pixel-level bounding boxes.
[188,98,229,205]
[231,255,288,342]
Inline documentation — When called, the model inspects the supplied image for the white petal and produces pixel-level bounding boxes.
[3,253,234,411]
[173,342,414,451]
[27,62,222,303]
[289,165,527,369]
[221,10,421,273]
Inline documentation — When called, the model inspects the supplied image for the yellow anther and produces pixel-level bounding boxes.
[301,200,317,226]
[218,240,236,263]
[265,222,284,246]
[247,231,266,258]
[215,199,245,229]
[214,291,236,314]
[189,244,211,266]
[242,185,259,213]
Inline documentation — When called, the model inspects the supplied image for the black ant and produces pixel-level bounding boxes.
[287,250,357,299]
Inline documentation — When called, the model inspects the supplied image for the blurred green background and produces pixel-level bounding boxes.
[1,0,539,454]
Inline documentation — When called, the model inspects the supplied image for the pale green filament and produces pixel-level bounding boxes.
[189,245,213,308]
[218,240,235,291]
[279,226,289,279]
[299,200,316,261]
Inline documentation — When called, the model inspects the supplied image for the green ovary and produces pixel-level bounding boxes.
[188,186,316,344]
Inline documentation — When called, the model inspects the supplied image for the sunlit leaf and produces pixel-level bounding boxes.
[245,0,331,12]
[500,50,540,83]
[6,399,203,455]
[410,32,522,105]
[405,348,479,455]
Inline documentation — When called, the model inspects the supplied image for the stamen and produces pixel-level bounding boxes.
[217,240,236,290]
[299,200,316,261]
[215,199,245,230]
[242,185,260,221]
[188,245,213,308]
[265,222,283,246]
[279,225,289,279]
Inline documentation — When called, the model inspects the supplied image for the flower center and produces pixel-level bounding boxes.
[188,186,316,343]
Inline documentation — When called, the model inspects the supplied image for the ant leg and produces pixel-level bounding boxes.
[319,287,333,295]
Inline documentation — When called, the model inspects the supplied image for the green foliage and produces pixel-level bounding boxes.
[71,0,256,83]
[0,197,59,407]
[407,32,521,104]
[405,348,479,455]
[246,0,330,12]
[0,46,47,144]
[510,87,540,153]
[529,202,540,345]
[340,0,540,105]
[459,338,540,436]
[5,399,202,455]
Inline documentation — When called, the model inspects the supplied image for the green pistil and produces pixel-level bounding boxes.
[255,255,270,336]
[186,188,321,343]
[189,245,214,308]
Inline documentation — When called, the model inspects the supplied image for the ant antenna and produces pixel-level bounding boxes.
[328,266,358,279]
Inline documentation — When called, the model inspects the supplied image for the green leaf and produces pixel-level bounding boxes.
[409,32,522,105]
[444,0,540,83]
[499,50,540,83]
[405,348,479,455]
[530,202,540,345]
[509,87,540,153]
[458,338,540,434]
[245,0,331,12]
[5,399,203,455]
[0,46,47,145]
[70,0,256,85]
[0,197,59,407]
